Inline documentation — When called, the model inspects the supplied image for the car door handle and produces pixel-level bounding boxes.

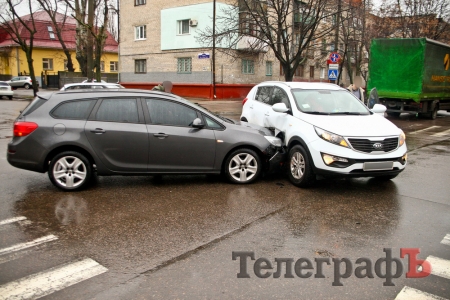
[91,128,105,134]
[153,133,168,139]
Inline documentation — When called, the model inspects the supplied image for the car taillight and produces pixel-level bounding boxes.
[13,122,38,137]
[242,97,248,106]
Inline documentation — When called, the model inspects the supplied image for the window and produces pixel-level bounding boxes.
[242,59,254,74]
[43,58,53,70]
[135,0,145,5]
[96,99,139,123]
[177,58,192,73]
[146,99,197,127]
[320,67,326,79]
[100,61,105,72]
[255,86,273,104]
[266,61,272,76]
[135,59,146,73]
[110,61,118,72]
[204,116,222,129]
[271,87,290,108]
[177,20,190,35]
[309,66,314,78]
[135,25,146,40]
[47,26,55,39]
[52,100,96,120]
[295,65,304,77]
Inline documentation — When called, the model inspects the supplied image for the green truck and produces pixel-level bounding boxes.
[367,38,450,119]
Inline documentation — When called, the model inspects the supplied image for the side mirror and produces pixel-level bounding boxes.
[272,103,289,113]
[191,118,205,129]
[371,103,387,114]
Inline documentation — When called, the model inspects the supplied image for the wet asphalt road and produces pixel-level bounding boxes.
[0,96,449,300]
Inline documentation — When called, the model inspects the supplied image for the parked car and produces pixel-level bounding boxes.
[7,89,282,191]
[7,76,37,90]
[0,81,14,100]
[60,82,124,91]
[240,81,407,187]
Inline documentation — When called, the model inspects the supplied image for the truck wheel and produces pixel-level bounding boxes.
[287,145,315,188]
[430,106,438,120]
[387,112,400,117]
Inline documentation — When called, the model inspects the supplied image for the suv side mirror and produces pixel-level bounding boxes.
[371,104,387,114]
[192,118,205,129]
[272,103,289,113]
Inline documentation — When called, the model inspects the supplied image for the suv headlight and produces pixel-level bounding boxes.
[399,130,406,146]
[314,127,349,148]
[264,136,282,147]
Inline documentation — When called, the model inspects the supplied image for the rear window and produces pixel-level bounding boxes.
[21,97,47,117]
[51,99,96,120]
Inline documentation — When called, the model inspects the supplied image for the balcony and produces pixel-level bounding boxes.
[236,35,268,52]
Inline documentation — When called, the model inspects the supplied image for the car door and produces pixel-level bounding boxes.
[85,97,149,172]
[9,77,20,87]
[265,86,292,137]
[143,98,216,172]
[248,85,273,127]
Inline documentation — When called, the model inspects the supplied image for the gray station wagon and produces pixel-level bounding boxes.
[7,89,283,191]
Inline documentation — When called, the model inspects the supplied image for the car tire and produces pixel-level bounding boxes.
[375,174,398,181]
[8,96,12,100]
[287,145,315,188]
[240,117,248,122]
[430,105,438,120]
[224,148,261,184]
[24,83,30,89]
[48,151,92,191]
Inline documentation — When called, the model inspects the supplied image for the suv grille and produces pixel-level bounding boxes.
[348,137,399,153]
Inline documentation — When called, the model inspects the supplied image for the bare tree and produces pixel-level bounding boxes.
[0,0,39,96]
[197,0,336,82]
[36,0,76,72]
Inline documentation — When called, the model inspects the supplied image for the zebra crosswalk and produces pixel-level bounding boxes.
[395,233,450,300]
[0,216,108,300]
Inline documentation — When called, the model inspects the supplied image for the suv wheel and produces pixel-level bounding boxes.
[224,149,261,184]
[24,83,30,89]
[288,145,315,187]
[48,151,92,191]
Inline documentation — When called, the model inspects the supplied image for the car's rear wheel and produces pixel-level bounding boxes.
[224,148,261,184]
[48,151,92,191]
[288,145,315,187]
[8,96,12,100]
[24,83,30,89]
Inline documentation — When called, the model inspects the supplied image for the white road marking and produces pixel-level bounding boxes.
[426,256,450,280]
[0,216,27,226]
[395,286,448,300]
[0,258,107,300]
[441,234,450,246]
[0,235,58,256]
[432,129,450,137]
[409,126,441,135]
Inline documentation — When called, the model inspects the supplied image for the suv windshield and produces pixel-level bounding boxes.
[292,89,370,115]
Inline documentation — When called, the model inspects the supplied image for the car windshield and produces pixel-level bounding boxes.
[292,89,370,115]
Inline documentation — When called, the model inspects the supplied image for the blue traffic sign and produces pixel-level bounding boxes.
[328,69,338,80]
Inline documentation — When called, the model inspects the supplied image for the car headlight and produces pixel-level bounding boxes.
[399,130,406,146]
[314,127,349,148]
[264,136,282,147]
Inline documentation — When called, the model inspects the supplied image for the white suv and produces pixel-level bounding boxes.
[240,81,407,187]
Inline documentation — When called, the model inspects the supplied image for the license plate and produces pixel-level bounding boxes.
[363,161,393,171]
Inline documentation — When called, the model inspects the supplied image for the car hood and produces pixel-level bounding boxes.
[232,120,274,136]
[300,113,402,137]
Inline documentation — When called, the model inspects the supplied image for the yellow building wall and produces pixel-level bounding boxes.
[3,47,118,76]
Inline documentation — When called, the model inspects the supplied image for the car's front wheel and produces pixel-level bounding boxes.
[224,148,261,184]
[288,145,315,187]
[48,151,92,191]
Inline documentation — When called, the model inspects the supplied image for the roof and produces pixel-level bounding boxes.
[0,11,118,53]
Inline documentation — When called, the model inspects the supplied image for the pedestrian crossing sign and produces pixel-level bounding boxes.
[328,69,338,80]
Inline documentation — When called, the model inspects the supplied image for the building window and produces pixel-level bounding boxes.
[43,58,53,70]
[135,59,146,73]
[309,66,314,78]
[280,62,284,76]
[110,61,118,72]
[177,20,190,35]
[135,25,146,40]
[242,59,254,74]
[295,65,304,77]
[320,67,325,78]
[266,61,272,76]
[177,57,192,73]
[100,61,105,72]
[135,0,145,5]
[47,26,55,39]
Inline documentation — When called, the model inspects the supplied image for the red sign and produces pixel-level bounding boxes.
[327,52,341,64]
